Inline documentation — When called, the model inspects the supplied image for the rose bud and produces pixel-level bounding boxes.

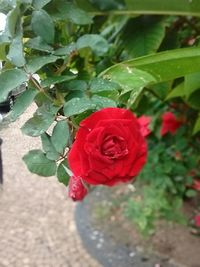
[68,108,147,186]
[160,112,182,136]
[68,176,88,201]
[137,115,152,137]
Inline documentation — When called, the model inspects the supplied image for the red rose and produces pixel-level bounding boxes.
[68,108,147,186]
[160,112,182,136]
[194,215,200,227]
[137,115,152,137]
[68,176,88,201]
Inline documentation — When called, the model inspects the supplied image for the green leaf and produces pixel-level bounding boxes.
[187,89,200,110]
[166,82,185,100]
[31,10,55,44]
[90,78,121,93]
[21,104,59,137]
[4,6,19,37]
[0,69,28,102]
[25,36,53,52]
[33,0,51,9]
[184,72,200,98]
[41,133,60,160]
[103,67,156,95]
[0,0,16,13]
[77,34,109,56]
[9,87,37,121]
[124,0,200,17]
[90,0,125,10]
[66,80,87,91]
[91,95,117,108]
[57,159,70,186]
[185,189,197,198]
[51,120,70,154]
[53,43,76,56]
[47,0,92,25]
[64,97,96,117]
[101,47,200,96]
[193,114,200,134]
[26,55,58,73]
[41,75,76,87]
[122,16,166,57]
[7,33,25,67]
[23,149,56,177]
[0,43,8,61]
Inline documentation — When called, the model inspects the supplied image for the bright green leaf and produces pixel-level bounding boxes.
[125,0,200,17]
[122,16,166,57]
[184,72,200,98]
[0,69,28,102]
[31,10,55,44]
[9,87,37,121]
[101,48,200,91]
[193,114,200,134]
[23,149,56,176]
[103,67,156,95]
[166,82,185,100]
[0,43,8,61]
[64,97,96,117]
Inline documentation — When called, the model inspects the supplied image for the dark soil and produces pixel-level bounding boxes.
[75,185,200,267]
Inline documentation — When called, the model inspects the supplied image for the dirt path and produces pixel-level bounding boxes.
[0,105,102,267]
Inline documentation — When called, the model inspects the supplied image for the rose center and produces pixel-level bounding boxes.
[101,135,128,159]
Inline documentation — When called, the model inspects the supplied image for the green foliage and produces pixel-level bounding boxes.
[122,16,167,57]
[31,10,55,44]
[41,133,60,160]
[0,0,200,219]
[51,120,70,154]
[57,159,70,186]
[21,104,59,136]
[9,87,37,121]
[23,149,57,176]
[125,113,200,235]
[0,69,28,102]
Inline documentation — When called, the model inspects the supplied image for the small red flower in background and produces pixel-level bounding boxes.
[192,179,200,191]
[160,112,182,136]
[137,115,152,137]
[68,176,88,201]
[194,215,200,227]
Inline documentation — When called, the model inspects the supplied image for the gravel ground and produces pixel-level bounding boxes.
[0,105,102,267]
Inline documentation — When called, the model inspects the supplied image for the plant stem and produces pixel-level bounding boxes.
[29,76,54,101]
